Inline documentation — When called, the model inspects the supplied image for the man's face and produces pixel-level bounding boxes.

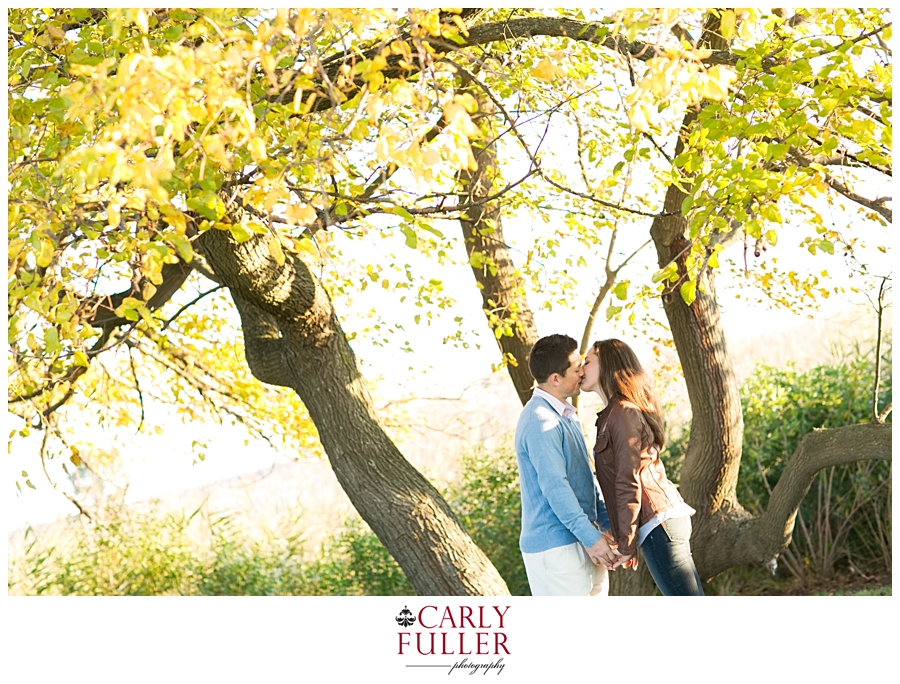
[554,350,584,398]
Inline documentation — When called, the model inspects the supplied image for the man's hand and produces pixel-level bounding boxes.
[585,535,617,569]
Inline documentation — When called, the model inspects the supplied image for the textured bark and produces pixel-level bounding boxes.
[459,95,539,406]
[651,193,745,517]
[197,224,509,596]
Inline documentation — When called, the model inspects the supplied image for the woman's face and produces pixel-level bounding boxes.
[581,348,605,400]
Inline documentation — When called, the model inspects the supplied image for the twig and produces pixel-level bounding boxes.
[128,345,145,433]
[160,285,226,331]
[872,276,891,423]
[38,425,92,521]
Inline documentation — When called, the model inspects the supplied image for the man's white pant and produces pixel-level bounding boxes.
[522,542,609,596]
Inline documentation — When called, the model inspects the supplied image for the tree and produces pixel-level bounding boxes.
[8,8,891,594]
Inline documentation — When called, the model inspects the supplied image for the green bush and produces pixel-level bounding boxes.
[8,442,528,596]
[301,518,413,596]
[10,505,200,595]
[8,503,319,596]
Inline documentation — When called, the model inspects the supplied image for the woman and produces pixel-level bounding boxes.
[581,338,704,596]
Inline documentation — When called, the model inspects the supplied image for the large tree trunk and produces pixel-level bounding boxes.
[459,92,539,406]
[197,222,509,596]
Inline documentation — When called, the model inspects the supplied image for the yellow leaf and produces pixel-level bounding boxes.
[268,235,286,266]
[36,238,55,268]
[291,236,319,260]
[107,202,121,228]
[286,203,317,225]
[249,136,267,162]
[203,134,230,168]
[142,282,157,300]
[73,349,89,367]
[46,24,66,42]
[531,58,561,82]
[720,10,736,40]
[420,10,441,36]
[628,101,653,133]
[455,92,478,114]
[135,8,149,33]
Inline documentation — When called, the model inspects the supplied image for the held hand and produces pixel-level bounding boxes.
[611,553,639,571]
[585,535,617,570]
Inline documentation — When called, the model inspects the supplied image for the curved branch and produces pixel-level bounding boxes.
[88,259,195,331]
[230,293,294,389]
[763,423,892,533]
[728,423,892,575]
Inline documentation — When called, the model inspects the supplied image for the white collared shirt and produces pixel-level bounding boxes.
[533,387,578,421]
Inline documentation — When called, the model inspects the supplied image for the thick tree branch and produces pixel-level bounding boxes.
[754,423,891,556]
[230,294,294,389]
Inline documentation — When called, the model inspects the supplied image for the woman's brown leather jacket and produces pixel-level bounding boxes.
[593,395,684,556]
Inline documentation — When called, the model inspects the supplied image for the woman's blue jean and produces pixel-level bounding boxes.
[641,516,704,596]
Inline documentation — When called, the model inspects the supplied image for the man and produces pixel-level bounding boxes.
[515,334,616,596]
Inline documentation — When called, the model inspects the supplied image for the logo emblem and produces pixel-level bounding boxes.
[395,606,416,628]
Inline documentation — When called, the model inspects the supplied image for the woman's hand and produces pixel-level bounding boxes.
[611,552,639,571]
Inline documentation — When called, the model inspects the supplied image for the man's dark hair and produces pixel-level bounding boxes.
[528,334,578,384]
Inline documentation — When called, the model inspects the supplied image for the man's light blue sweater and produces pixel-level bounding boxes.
[515,394,610,554]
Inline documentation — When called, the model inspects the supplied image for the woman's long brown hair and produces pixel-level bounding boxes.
[593,338,666,448]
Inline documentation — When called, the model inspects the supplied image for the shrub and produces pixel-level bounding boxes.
[302,518,413,596]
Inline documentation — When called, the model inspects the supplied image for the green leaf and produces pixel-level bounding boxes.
[680,280,697,305]
[44,327,61,355]
[187,191,226,221]
[170,234,193,262]
[613,281,629,301]
[605,304,622,320]
[228,223,252,243]
[389,206,413,221]
[400,225,417,249]
[652,262,679,283]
